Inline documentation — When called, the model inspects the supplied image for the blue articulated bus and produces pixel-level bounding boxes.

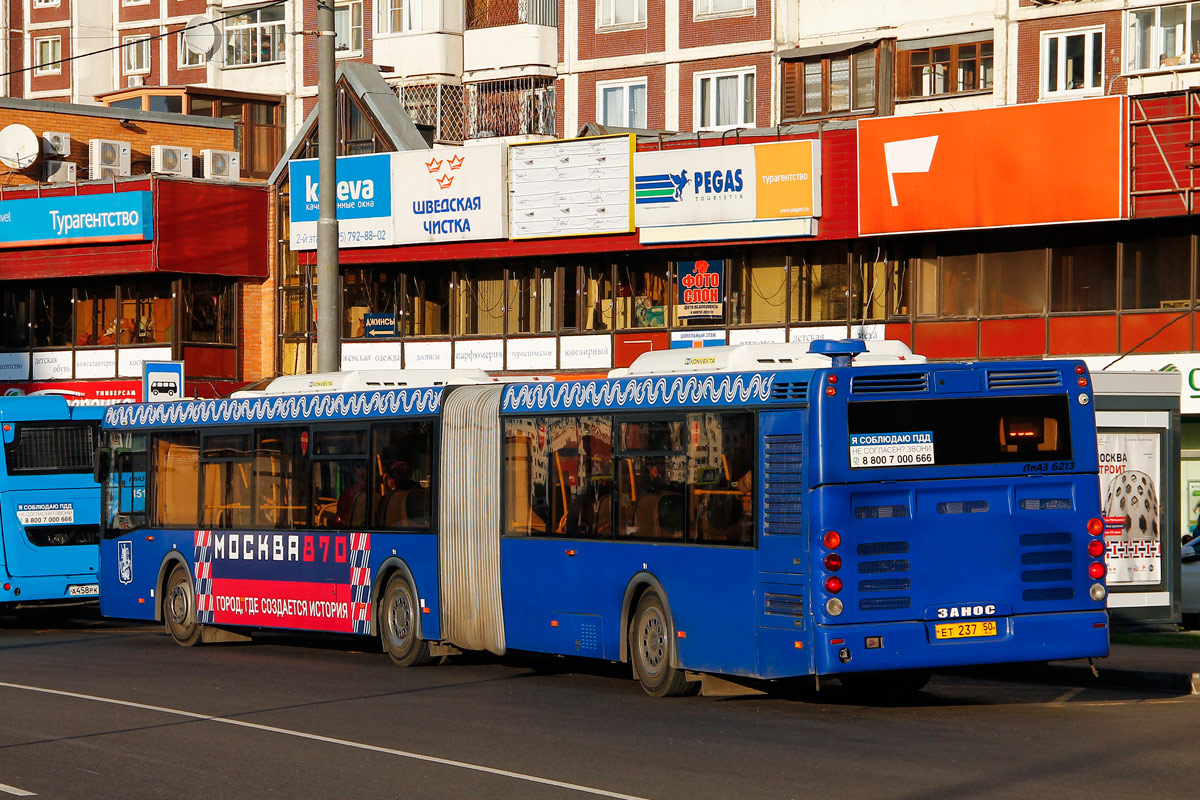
[0,396,103,613]
[97,340,1109,696]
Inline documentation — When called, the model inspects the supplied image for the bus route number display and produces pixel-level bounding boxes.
[849,432,935,468]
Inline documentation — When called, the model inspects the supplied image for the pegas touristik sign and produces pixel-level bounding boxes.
[0,191,153,248]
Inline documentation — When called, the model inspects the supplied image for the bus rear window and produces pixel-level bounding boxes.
[5,423,98,475]
[846,395,1073,467]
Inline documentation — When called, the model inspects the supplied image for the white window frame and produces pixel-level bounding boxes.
[694,0,753,21]
[335,1,364,56]
[1041,26,1105,98]
[32,0,61,8]
[224,6,287,68]
[596,78,648,128]
[122,0,151,6]
[1125,3,1200,73]
[597,0,647,32]
[122,36,152,75]
[694,67,756,131]
[178,31,206,68]
[378,0,421,34]
[33,36,61,75]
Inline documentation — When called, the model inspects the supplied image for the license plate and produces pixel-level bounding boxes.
[934,620,998,640]
[67,584,99,597]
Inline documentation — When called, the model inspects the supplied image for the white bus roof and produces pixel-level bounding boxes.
[237,369,496,397]
[608,340,925,377]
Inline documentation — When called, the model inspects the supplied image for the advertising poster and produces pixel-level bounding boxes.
[288,153,394,250]
[676,259,724,319]
[1097,432,1162,585]
[509,136,633,238]
[394,143,508,243]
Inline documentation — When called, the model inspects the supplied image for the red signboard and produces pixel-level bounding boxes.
[858,98,1127,235]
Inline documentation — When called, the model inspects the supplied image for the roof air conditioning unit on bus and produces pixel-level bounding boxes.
[44,160,77,184]
[151,144,192,176]
[88,138,131,180]
[202,148,240,181]
[42,131,70,157]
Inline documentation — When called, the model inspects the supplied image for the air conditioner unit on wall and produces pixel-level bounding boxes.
[44,160,76,184]
[88,138,131,180]
[151,144,193,176]
[127,75,144,88]
[42,131,70,157]
[201,148,240,181]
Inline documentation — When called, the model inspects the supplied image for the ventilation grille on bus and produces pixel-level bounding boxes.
[762,434,804,536]
[1019,498,1073,511]
[850,373,929,394]
[937,500,989,514]
[858,559,910,574]
[856,541,909,556]
[764,592,805,617]
[986,369,1063,390]
[855,504,909,519]
[859,578,911,592]
[1019,531,1075,602]
[770,381,809,401]
[860,597,912,611]
[856,540,911,612]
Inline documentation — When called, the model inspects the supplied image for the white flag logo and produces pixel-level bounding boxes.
[883,135,939,207]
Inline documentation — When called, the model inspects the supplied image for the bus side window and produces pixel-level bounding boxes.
[687,412,754,547]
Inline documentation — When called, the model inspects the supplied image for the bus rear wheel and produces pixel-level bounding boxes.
[629,591,698,697]
[163,565,202,647]
[380,573,433,667]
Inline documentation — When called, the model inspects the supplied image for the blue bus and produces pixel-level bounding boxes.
[1,396,103,615]
[97,340,1108,696]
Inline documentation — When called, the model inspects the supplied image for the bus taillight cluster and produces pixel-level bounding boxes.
[1086,517,1107,602]
[822,530,844,616]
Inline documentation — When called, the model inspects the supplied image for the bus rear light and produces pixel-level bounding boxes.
[824,553,842,571]
[1088,562,1106,579]
[825,598,843,616]
[830,638,845,645]
[1087,539,1105,558]
[1075,365,1085,375]
[676,631,686,639]
[1090,583,1107,602]
[823,531,841,549]
[825,576,843,594]
[2,583,9,591]
[827,375,838,384]
[825,385,836,396]
[1077,377,1088,388]
[1087,517,1104,536]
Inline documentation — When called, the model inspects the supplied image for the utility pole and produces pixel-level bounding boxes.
[315,0,340,373]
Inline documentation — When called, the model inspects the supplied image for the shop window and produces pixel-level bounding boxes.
[1121,234,1192,310]
[281,288,310,337]
[1042,28,1103,97]
[402,267,451,336]
[898,39,993,99]
[2,290,30,350]
[343,268,399,339]
[729,248,788,325]
[120,278,174,345]
[224,6,286,67]
[852,251,898,321]
[508,262,555,334]
[582,263,615,331]
[616,261,669,329]
[1051,243,1116,312]
[791,245,849,323]
[456,266,506,336]
[781,43,885,121]
[76,287,118,346]
[32,286,73,348]
[981,249,1047,316]
[916,251,979,318]
[1127,4,1200,72]
[182,277,236,344]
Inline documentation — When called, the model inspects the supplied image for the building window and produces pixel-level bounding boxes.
[1051,242,1117,312]
[615,260,669,329]
[598,0,646,30]
[1127,4,1200,71]
[1042,28,1104,96]
[696,68,755,130]
[981,249,1047,316]
[597,79,647,128]
[695,0,752,18]
[380,0,421,33]
[898,39,992,99]
[122,36,151,75]
[781,45,880,120]
[335,1,364,55]
[1121,234,1191,310]
[730,248,787,325]
[791,245,849,323]
[181,276,236,344]
[179,32,206,68]
[225,5,286,67]
[33,37,61,75]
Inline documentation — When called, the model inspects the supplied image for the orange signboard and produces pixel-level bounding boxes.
[755,140,820,219]
[858,98,1127,235]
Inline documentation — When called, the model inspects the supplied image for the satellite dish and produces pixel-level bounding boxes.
[182,15,218,58]
[0,124,39,169]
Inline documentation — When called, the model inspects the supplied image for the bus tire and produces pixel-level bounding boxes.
[629,591,698,698]
[163,565,202,647]
[380,573,433,667]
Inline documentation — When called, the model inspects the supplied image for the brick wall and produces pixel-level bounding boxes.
[1016,10,1125,103]
[240,193,281,382]
[579,64,668,129]
[118,0,158,24]
[578,0,667,61]
[166,22,208,84]
[117,25,162,88]
[679,52,771,131]
[29,0,70,25]
[0,105,235,187]
[678,0,770,49]
[28,25,71,95]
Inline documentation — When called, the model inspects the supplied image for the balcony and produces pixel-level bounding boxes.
[463,0,558,79]
[466,77,555,139]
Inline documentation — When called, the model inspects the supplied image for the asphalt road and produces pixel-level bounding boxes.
[0,613,1196,800]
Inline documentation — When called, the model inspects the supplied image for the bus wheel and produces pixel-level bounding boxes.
[629,592,698,697]
[380,573,433,667]
[163,565,202,647]
[839,669,931,703]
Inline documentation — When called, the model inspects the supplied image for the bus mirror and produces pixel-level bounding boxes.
[94,448,109,485]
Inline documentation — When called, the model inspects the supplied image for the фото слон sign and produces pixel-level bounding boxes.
[633,140,821,230]
[509,135,633,239]
[857,97,1128,235]
[288,153,394,250]
[0,191,153,248]
[676,259,724,319]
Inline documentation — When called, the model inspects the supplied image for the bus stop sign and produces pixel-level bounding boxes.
[142,361,185,402]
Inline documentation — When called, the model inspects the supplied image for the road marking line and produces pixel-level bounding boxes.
[0,681,651,800]
[1049,687,1084,705]
[0,782,35,796]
